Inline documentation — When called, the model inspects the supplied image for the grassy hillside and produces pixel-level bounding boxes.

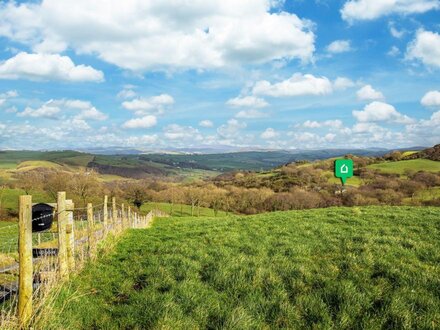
[141,202,227,217]
[367,159,440,175]
[41,206,440,329]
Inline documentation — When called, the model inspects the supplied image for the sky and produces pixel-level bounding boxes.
[0,0,439,151]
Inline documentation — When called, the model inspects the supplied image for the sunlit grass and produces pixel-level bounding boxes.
[368,159,440,174]
[41,206,440,329]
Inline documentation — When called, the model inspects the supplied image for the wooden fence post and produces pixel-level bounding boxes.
[103,195,108,234]
[112,197,117,232]
[121,204,125,230]
[66,200,75,271]
[57,192,68,279]
[87,203,95,258]
[18,195,33,328]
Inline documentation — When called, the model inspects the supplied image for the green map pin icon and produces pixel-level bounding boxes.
[334,159,353,185]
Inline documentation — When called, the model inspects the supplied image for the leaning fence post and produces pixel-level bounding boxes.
[57,192,68,279]
[103,195,108,234]
[87,203,95,258]
[18,195,33,328]
[66,200,75,272]
[112,197,117,232]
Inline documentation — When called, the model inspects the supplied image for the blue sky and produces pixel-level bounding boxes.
[0,0,439,151]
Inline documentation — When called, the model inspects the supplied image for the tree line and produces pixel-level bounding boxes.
[2,153,439,218]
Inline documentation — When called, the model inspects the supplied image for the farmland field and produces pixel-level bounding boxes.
[367,159,440,175]
[140,202,227,217]
[41,206,440,329]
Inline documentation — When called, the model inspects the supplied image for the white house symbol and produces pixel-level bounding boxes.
[340,164,349,174]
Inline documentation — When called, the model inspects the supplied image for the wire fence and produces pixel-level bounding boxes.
[0,194,167,329]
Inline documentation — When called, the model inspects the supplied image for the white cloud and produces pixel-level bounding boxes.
[126,134,158,145]
[301,119,343,129]
[333,77,355,90]
[387,46,400,57]
[326,40,351,53]
[0,1,316,71]
[356,84,384,101]
[5,106,17,113]
[76,107,108,121]
[406,30,440,68]
[235,109,268,119]
[163,124,202,141]
[122,115,157,129]
[352,101,414,124]
[18,103,60,119]
[199,120,214,128]
[122,94,174,116]
[0,90,18,107]
[421,90,440,108]
[0,52,104,82]
[0,90,18,98]
[117,88,137,99]
[217,119,246,138]
[226,96,268,108]
[325,133,336,142]
[252,73,333,97]
[341,0,440,22]
[389,22,405,38]
[261,128,279,139]
[16,98,107,121]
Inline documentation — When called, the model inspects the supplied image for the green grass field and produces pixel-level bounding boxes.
[141,202,227,217]
[41,206,440,329]
[0,188,52,215]
[368,159,440,175]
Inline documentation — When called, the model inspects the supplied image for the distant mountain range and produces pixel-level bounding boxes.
[74,146,427,156]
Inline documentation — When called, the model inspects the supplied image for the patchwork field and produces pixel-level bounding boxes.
[367,159,440,175]
[41,206,440,329]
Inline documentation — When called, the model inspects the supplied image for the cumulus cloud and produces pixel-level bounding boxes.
[199,120,214,128]
[235,109,268,119]
[217,119,246,138]
[117,87,137,99]
[252,73,333,97]
[0,52,104,82]
[326,40,351,53]
[0,1,316,71]
[341,0,440,22]
[389,22,405,38]
[421,90,440,108]
[356,84,384,101]
[226,96,268,108]
[260,128,279,139]
[122,94,174,116]
[18,103,60,119]
[352,101,414,124]
[333,77,355,90]
[16,98,107,121]
[122,115,157,129]
[406,30,440,68]
[163,124,202,141]
[301,119,343,129]
[0,89,18,106]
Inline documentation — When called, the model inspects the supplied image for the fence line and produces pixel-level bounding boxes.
[0,193,168,328]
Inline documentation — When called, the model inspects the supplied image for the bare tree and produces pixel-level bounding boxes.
[15,170,43,194]
[43,170,72,200]
[70,169,101,207]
